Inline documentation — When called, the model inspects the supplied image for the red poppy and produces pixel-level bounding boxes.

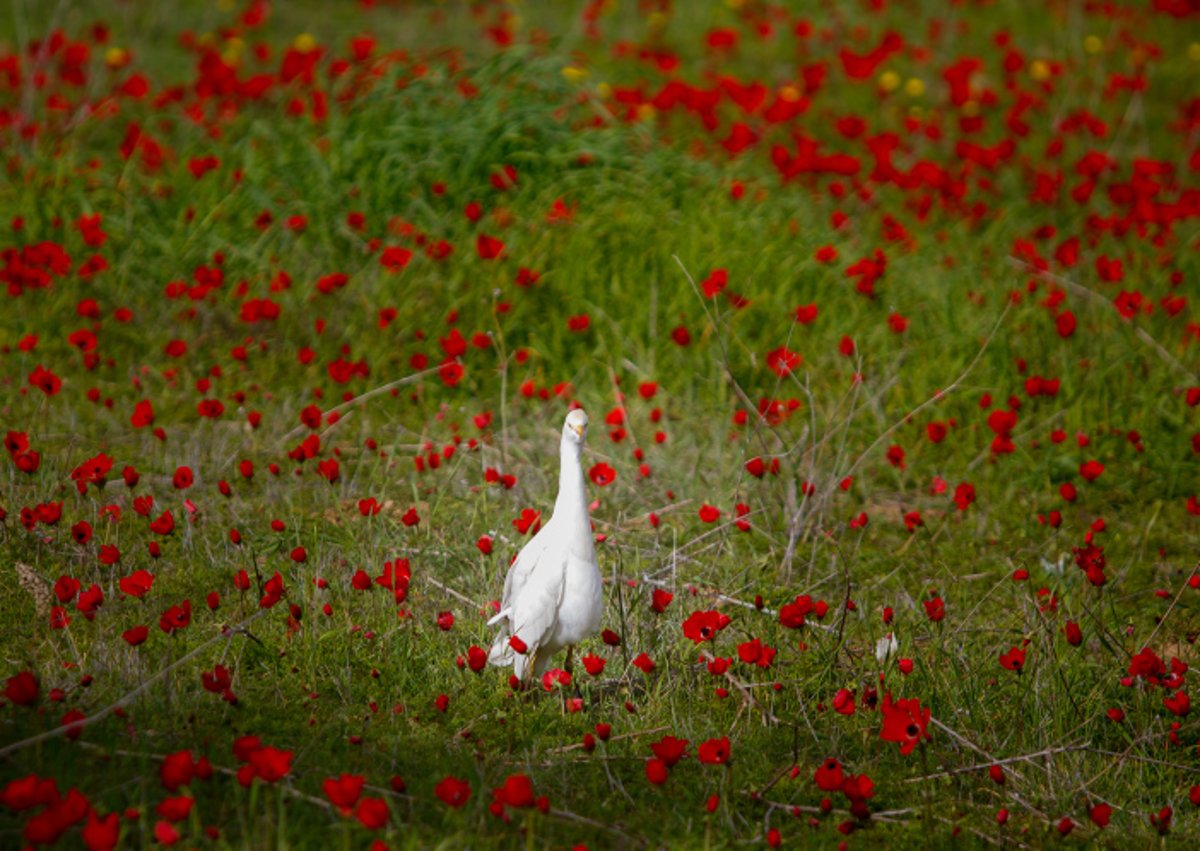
[149,511,175,536]
[589,462,616,486]
[247,746,293,783]
[779,595,814,628]
[743,636,776,667]
[650,735,689,767]
[493,774,535,809]
[1079,460,1104,482]
[60,708,86,741]
[122,625,149,646]
[158,599,192,634]
[682,610,731,643]
[701,268,727,298]
[28,365,63,396]
[201,664,232,694]
[434,776,471,808]
[71,520,92,544]
[117,571,153,597]
[1087,802,1112,828]
[354,796,389,830]
[380,246,413,271]
[54,576,80,604]
[999,646,1027,672]
[1163,691,1190,717]
[463,645,488,673]
[841,772,875,807]
[259,572,285,609]
[832,688,856,716]
[476,234,505,260]
[172,466,193,489]
[697,736,730,765]
[81,809,120,851]
[814,758,844,792]
[513,508,541,535]
[5,671,38,706]
[490,165,518,190]
[645,758,669,785]
[317,458,340,483]
[153,821,179,846]
[765,346,801,377]
[156,795,194,823]
[1074,544,1108,587]
[879,692,931,755]
[323,774,365,813]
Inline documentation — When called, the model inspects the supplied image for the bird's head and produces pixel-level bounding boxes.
[563,408,589,445]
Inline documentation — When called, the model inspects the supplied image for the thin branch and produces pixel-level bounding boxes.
[422,574,483,611]
[546,725,670,754]
[836,299,1011,486]
[1006,256,1197,382]
[0,611,267,759]
[903,744,1088,783]
[231,365,444,470]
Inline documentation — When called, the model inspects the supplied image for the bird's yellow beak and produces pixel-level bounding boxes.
[573,424,585,439]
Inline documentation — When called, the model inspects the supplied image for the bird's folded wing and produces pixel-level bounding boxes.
[498,529,552,618]
[509,545,568,653]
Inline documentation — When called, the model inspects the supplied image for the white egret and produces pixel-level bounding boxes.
[487,408,603,683]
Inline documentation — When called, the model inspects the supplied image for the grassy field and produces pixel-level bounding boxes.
[2,0,1200,847]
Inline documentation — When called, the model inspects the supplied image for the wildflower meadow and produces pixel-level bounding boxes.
[2,0,1200,847]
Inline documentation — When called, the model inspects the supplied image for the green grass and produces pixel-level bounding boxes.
[2,0,1200,847]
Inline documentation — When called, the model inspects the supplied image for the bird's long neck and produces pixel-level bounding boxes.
[553,438,589,528]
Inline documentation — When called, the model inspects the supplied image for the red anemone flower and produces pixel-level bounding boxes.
[879,692,931,755]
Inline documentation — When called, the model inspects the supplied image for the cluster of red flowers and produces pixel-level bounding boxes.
[2,0,1199,846]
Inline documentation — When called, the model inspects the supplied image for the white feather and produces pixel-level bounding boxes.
[488,409,603,682]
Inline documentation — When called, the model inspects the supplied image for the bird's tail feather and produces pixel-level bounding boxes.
[488,630,513,666]
[513,650,532,683]
[486,607,511,628]
[488,607,514,666]
[488,630,540,684]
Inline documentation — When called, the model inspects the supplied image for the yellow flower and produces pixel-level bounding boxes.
[104,47,129,69]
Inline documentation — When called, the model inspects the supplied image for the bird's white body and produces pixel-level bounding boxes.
[488,409,603,682]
